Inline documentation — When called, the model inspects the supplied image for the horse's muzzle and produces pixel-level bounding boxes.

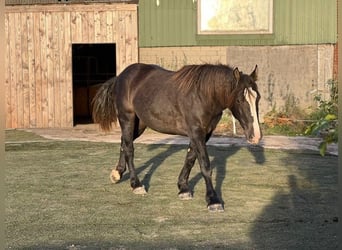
[247,137,261,145]
[247,133,262,145]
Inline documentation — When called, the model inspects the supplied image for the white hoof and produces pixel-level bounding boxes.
[178,192,193,200]
[110,169,121,183]
[208,203,224,212]
[132,185,147,195]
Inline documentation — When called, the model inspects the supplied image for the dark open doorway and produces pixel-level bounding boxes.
[72,43,116,125]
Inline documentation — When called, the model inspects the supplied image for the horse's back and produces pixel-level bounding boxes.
[116,63,188,134]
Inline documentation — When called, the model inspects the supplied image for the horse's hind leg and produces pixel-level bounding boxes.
[110,140,126,183]
[112,113,146,194]
[110,118,146,185]
[177,143,196,200]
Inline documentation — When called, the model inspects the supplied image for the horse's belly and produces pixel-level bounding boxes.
[151,125,187,136]
[135,106,187,136]
[133,85,190,136]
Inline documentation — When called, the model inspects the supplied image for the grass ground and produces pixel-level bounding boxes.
[5,130,338,249]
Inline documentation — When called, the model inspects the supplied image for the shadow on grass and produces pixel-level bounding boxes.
[117,142,338,249]
[6,133,338,249]
[187,145,265,207]
[17,240,246,250]
[120,143,266,207]
[249,151,338,249]
[119,144,188,191]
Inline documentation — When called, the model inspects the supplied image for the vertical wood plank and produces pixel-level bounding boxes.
[88,11,95,43]
[53,12,61,127]
[27,12,36,127]
[125,11,133,64]
[75,12,82,43]
[112,9,118,74]
[118,11,126,74]
[81,11,89,43]
[112,9,118,43]
[33,12,42,127]
[21,12,30,128]
[59,11,67,127]
[15,12,24,128]
[94,11,101,42]
[40,11,49,128]
[45,11,54,127]
[106,10,113,43]
[64,11,73,126]
[70,11,77,42]
[131,10,138,63]
[10,12,18,128]
[5,13,12,128]
[100,10,107,41]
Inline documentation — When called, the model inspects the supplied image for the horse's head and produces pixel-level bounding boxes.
[230,65,262,144]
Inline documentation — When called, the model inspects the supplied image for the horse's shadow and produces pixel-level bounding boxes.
[120,142,266,205]
[120,144,186,191]
[189,145,265,206]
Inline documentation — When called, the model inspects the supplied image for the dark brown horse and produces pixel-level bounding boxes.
[92,63,262,212]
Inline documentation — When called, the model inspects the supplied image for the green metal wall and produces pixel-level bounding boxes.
[138,0,337,47]
[139,0,197,46]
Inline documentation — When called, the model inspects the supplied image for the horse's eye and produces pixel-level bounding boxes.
[236,96,244,104]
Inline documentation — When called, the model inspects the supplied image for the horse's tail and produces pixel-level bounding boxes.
[92,77,118,131]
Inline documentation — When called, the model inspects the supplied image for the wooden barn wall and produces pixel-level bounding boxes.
[5,4,138,128]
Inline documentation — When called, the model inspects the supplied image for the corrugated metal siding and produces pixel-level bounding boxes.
[139,0,196,46]
[273,0,337,45]
[139,0,337,47]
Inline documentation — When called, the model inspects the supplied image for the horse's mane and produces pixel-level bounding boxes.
[172,64,235,98]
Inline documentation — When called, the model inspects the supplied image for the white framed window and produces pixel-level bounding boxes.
[198,0,273,35]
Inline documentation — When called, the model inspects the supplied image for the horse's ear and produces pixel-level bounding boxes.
[233,67,240,85]
[250,65,258,81]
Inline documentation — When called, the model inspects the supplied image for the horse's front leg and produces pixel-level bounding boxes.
[178,132,215,200]
[190,134,223,212]
[177,143,197,200]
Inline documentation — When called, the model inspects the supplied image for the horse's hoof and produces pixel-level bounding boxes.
[132,186,147,195]
[178,192,193,200]
[208,203,224,212]
[110,169,121,183]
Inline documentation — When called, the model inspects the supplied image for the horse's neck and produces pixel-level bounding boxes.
[213,84,233,110]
